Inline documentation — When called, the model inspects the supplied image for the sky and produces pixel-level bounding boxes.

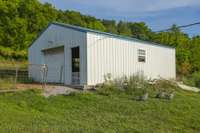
[40,0,200,36]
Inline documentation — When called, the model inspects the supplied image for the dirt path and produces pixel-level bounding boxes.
[0,83,42,93]
[0,83,79,97]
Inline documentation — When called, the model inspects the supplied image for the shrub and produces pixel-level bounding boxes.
[0,46,27,60]
[153,79,177,93]
[96,83,120,96]
[96,73,150,97]
[192,72,200,88]
[182,72,200,88]
[182,76,196,87]
[96,74,178,101]
[126,74,149,96]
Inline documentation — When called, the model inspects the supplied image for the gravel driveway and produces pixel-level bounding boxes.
[42,85,79,97]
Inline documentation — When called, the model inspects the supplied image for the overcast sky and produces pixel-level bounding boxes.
[40,0,200,36]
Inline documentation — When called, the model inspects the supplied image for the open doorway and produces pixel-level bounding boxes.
[71,47,80,85]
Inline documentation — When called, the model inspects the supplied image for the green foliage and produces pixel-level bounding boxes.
[183,72,200,88]
[153,79,178,93]
[190,36,200,72]
[125,74,149,95]
[128,22,151,40]
[96,83,120,96]
[100,74,150,96]
[192,72,200,88]
[96,74,177,100]
[0,0,107,60]
[117,21,132,36]
[0,46,27,60]
[182,77,196,87]
[102,19,118,34]
[0,60,27,69]
[96,73,122,96]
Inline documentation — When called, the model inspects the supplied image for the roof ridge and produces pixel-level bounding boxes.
[29,21,175,49]
[51,21,174,49]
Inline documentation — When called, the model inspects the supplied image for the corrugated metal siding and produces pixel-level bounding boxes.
[29,23,175,86]
[43,47,64,83]
[28,24,87,85]
[86,32,176,85]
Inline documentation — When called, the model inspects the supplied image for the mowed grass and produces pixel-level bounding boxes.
[0,89,200,132]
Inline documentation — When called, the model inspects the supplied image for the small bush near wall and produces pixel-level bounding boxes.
[96,74,148,97]
[96,74,178,101]
[183,72,200,88]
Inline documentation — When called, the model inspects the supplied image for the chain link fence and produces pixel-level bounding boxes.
[0,64,48,90]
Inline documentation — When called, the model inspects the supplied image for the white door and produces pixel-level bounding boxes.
[44,47,64,83]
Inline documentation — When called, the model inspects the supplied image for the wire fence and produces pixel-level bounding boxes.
[0,64,48,90]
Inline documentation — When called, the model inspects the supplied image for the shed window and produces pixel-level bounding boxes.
[138,49,146,62]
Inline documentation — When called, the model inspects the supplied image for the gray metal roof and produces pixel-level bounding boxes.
[29,21,175,49]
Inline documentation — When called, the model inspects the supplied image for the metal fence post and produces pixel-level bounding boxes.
[41,64,47,89]
[14,67,18,89]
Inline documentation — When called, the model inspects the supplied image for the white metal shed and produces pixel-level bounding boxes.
[28,22,176,86]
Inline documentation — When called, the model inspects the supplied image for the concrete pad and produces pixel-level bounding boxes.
[42,85,78,97]
[177,82,200,92]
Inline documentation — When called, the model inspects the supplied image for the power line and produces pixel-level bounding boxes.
[157,21,200,32]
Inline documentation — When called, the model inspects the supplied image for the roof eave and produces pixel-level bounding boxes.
[29,21,175,50]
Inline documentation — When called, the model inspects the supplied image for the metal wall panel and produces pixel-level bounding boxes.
[43,47,64,83]
[28,24,87,85]
[29,24,176,86]
[86,32,176,85]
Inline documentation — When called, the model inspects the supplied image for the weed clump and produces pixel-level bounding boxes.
[0,78,16,90]
[96,74,178,101]
[153,79,177,100]
[96,73,150,100]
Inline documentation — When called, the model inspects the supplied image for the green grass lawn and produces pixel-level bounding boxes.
[0,89,200,132]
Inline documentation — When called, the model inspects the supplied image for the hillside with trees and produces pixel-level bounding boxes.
[0,0,200,87]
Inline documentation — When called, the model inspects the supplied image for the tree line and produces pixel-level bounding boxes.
[0,0,200,86]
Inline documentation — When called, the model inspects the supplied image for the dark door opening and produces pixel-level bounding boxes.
[71,47,80,84]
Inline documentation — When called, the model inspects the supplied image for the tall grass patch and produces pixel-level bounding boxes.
[0,78,15,90]
[96,74,177,101]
